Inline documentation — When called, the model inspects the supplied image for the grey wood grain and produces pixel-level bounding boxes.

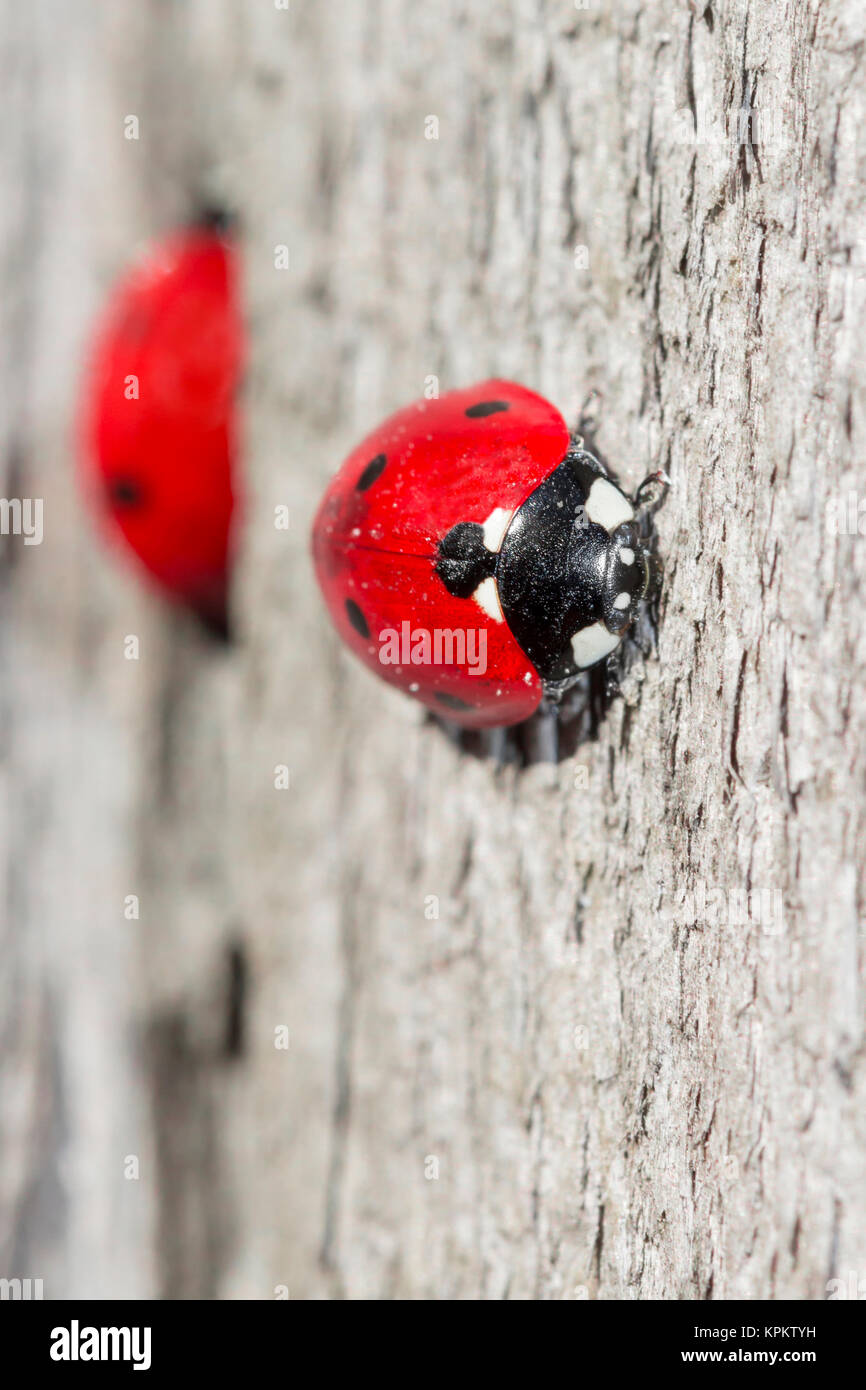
[2,0,864,1300]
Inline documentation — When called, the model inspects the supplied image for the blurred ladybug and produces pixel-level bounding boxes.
[312,380,667,729]
[80,215,243,636]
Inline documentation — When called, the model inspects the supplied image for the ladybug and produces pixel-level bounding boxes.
[312,380,667,729]
[79,216,243,636]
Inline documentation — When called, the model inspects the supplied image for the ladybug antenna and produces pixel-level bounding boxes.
[435,522,498,600]
[576,387,602,434]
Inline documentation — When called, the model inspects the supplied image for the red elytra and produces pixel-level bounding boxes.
[311,380,571,729]
[79,223,243,634]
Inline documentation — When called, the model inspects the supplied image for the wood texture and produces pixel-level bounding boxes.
[2,0,865,1300]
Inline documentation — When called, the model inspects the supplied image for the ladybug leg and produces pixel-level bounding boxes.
[633,468,671,515]
[604,652,621,701]
[569,391,608,467]
[535,704,560,762]
[486,726,510,766]
[516,702,559,764]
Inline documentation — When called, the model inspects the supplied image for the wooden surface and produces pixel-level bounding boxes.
[2,0,865,1299]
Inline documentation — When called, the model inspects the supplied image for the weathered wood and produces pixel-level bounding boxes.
[2,0,865,1300]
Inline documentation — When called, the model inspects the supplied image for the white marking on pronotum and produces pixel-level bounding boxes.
[619,546,635,565]
[482,506,513,552]
[473,576,504,622]
[613,592,630,610]
[571,622,621,669]
[585,478,634,532]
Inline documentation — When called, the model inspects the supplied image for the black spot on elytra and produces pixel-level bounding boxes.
[465,400,509,418]
[108,476,142,507]
[435,522,497,599]
[356,453,387,491]
[435,692,474,712]
[345,598,370,639]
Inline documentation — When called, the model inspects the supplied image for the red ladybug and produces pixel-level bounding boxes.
[312,380,666,729]
[80,218,243,635]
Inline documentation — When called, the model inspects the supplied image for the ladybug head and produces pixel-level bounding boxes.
[600,517,650,638]
[437,448,654,693]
